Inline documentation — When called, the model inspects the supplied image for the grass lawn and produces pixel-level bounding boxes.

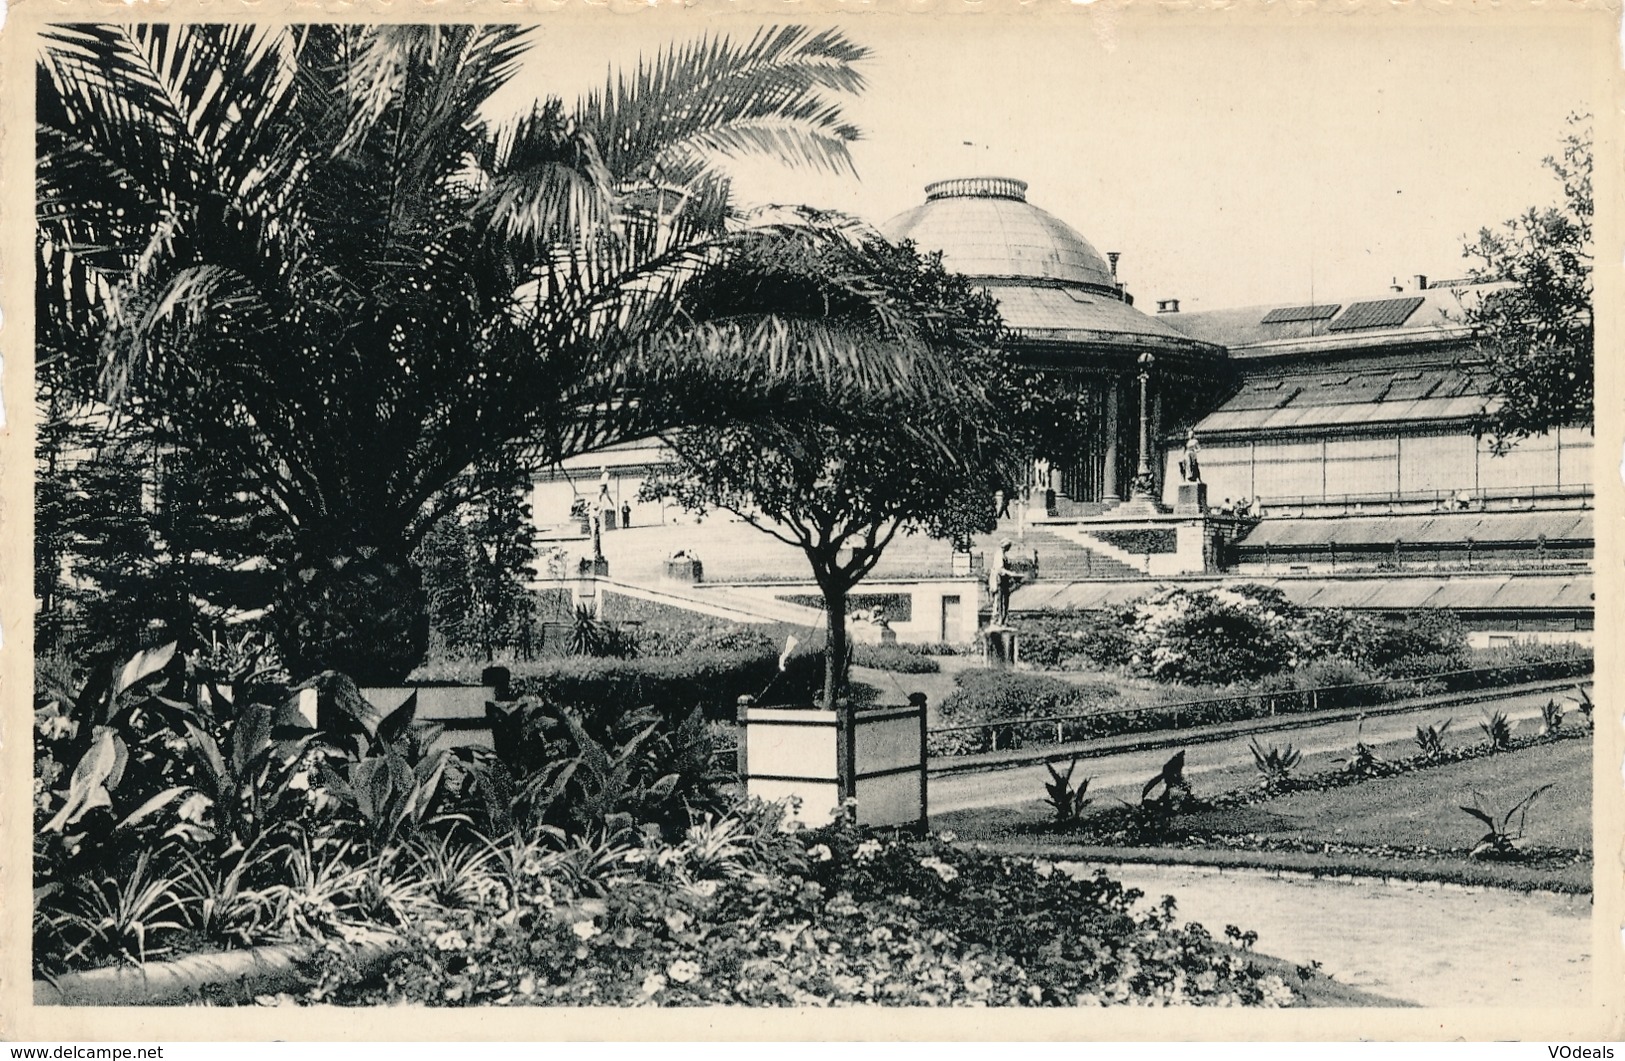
[1259,737,1589,851]
[941,735,1593,892]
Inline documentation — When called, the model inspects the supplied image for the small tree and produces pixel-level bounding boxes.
[643,235,1027,706]
[649,406,1010,707]
[1462,114,1592,446]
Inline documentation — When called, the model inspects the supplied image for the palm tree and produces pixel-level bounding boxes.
[36,23,954,682]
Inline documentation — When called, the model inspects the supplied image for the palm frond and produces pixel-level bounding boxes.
[577,25,869,185]
[480,100,616,250]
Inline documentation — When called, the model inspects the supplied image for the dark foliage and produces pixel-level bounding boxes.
[1463,115,1593,444]
[507,645,825,723]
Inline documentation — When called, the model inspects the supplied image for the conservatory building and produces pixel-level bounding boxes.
[526,176,1593,647]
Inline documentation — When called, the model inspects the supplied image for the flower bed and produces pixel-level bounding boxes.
[1012,722,1592,858]
[34,643,1302,1008]
[312,806,1301,1008]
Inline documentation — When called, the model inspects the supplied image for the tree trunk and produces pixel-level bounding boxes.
[271,535,430,684]
[821,580,849,708]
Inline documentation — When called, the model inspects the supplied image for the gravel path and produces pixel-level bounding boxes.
[1068,861,1592,1008]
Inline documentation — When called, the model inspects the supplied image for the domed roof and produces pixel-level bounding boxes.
[882,177,1118,290]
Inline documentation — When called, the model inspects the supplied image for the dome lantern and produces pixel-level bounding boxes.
[882,175,1119,291]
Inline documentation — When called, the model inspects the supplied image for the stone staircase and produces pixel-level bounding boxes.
[973,526,1146,581]
[1042,526,1155,575]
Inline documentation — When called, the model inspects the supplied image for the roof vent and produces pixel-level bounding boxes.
[924,176,1029,202]
[1156,298,1180,314]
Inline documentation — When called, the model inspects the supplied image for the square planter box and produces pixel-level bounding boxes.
[737,697,927,831]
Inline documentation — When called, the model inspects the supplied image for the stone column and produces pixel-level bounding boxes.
[1152,387,1164,502]
[1102,381,1121,500]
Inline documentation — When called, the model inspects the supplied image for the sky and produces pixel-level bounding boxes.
[488,12,1605,312]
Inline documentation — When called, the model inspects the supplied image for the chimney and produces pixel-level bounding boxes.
[1108,251,1121,278]
[1156,298,1180,314]
[1389,278,1404,293]
[1413,274,1428,291]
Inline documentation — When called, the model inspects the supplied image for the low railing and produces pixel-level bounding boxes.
[1257,483,1592,513]
[926,658,1593,756]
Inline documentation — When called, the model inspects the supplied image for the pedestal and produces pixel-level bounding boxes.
[664,557,703,583]
[984,627,1018,668]
[1175,482,1208,515]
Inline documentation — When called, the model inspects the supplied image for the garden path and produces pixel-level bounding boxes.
[1072,861,1592,1008]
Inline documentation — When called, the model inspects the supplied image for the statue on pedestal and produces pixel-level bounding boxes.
[988,538,1022,626]
[1179,430,1202,483]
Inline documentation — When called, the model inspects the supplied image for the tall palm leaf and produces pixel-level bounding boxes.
[37,22,968,683]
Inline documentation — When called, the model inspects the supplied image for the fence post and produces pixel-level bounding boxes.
[1310,689,1318,712]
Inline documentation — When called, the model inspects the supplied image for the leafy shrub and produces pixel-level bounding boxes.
[1365,612,1470,675]
[509,646,824,723]
[1010,611,1132,671]
[1460,785,1554,860]
[317,805,1300,1008]
[1020,598,1495,689]
[940,670,1110,720]
[32,642,477,974]
[1290,657,1378,709]
[33,630,753,972]
[1122,585,1302,685]
[1383,652,1471,682]
[1414,719,1452,760]
[470,698,733,841]
[1291,609,1390,668]
[1248,739,1302,791]
[1334,719,1391,779]
[1480,710,1514,751]
[850,643,940,674]
[1042,759,1093,824]
[1010,624,1067,670]
[1539,698,1565,735]
[1471,639,1592,668]
[931,671,1119,753]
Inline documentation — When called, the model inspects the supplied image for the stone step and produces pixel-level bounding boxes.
[973,526,1146,581]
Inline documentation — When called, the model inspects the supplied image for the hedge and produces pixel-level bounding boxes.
[850,643,941,674]
[511,645,825,721]
[925,656,1592,757]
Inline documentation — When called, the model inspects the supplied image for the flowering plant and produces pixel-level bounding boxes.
[328,803,1298,1008]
